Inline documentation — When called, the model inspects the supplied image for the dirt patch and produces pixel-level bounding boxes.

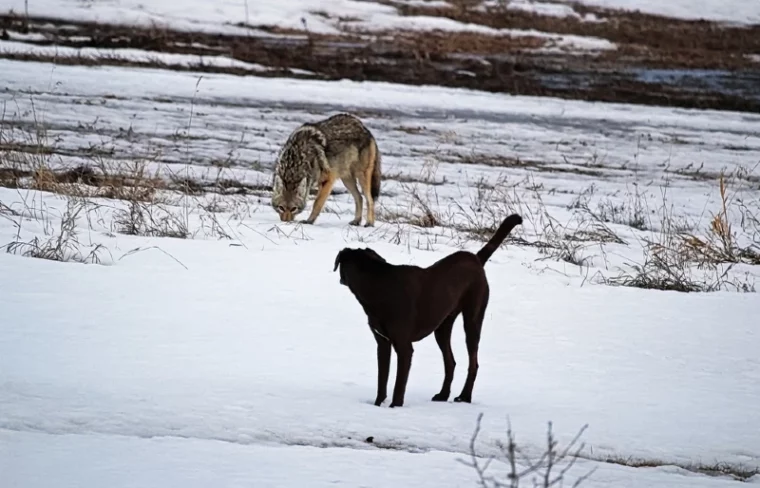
[398,1,760,69]
[373,29,550,56]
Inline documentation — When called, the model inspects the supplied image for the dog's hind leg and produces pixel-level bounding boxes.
[373,333,391,406]
[390,342,414,408]
[454,288,489,404]
[432,312,458,402]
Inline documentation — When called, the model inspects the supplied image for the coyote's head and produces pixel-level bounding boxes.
[271,175,309,221]
[271,125,327,222]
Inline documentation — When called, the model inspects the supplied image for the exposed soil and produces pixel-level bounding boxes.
[1,5,759,113]
[399,0,760,69]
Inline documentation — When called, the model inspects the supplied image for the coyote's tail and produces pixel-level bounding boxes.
[476,214,523,265]
[369,139,381,200]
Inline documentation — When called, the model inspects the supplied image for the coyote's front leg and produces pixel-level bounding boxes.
[303,174,336,224]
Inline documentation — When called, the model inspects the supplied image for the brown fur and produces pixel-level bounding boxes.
[271,113,382,226]
[333,214,523,407]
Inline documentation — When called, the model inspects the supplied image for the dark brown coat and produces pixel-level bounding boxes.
[333,214,523,407]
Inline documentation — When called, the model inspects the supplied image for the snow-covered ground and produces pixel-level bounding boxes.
[2,56,760,282]
[1,187,758,487]
[0,38,294,71]
[572,0,760,24]
[1,0,588,36]
[2,0,760,483]
[0,1,617,55]
[1,50,760,486]
[478,0,760,24]
[3,0,758,36]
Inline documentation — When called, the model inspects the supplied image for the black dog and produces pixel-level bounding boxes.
[333,214,523,407]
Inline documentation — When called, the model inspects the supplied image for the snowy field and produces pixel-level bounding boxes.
[2,1,760,487]
[3,0,760,32]
[2,56,760,487]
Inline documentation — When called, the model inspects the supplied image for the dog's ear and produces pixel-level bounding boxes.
[362,248,387,263]
[333,249,345,272]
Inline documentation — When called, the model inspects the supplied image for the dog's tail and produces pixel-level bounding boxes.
[476,214,523,265]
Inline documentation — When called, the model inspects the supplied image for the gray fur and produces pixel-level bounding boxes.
[271,113,381,226]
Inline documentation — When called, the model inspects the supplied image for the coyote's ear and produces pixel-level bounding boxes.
[333,249,344,272]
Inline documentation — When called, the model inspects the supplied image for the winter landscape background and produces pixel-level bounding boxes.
[1,1,759,487]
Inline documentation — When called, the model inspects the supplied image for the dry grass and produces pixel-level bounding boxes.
[2,94,758,291]
[600,175,758,293]
[2,195,109,264]
[462,413,596,488]
[676,172,760,266]
[1,89,259,245]
[6,132,755,291]
[596,454,760,482]
[378,162,757,292]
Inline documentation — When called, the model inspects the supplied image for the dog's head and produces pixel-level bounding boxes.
[333,247,387,286]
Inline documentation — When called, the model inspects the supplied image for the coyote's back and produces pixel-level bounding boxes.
[271,113,381,226]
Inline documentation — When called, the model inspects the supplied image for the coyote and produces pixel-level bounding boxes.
[271,113,382,226]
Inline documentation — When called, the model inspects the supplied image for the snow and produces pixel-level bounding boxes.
[8,431,756,488]
[2,0,383,35]
[1,0,617,54]
[2,48,760,487]
[1,185,759,486]
[0,39,279,72]
[5,31,49,42]
[483,0,760,25]
[487,0,760,24]
[2,0,757,42]
[572,0,760,24]
[6,58,754,132]
[506,1,580,17]
[345,16,616,51]
[480,0,602,22]
[7,430,760,488]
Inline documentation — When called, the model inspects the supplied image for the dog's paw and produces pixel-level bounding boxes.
[389,401,404,408]
[453,395,472,403]
[431,392,450,402]
[373,396,386,407]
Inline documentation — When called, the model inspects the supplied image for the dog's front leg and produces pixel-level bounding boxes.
[390,342,414,408]
[374,334,391,406]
